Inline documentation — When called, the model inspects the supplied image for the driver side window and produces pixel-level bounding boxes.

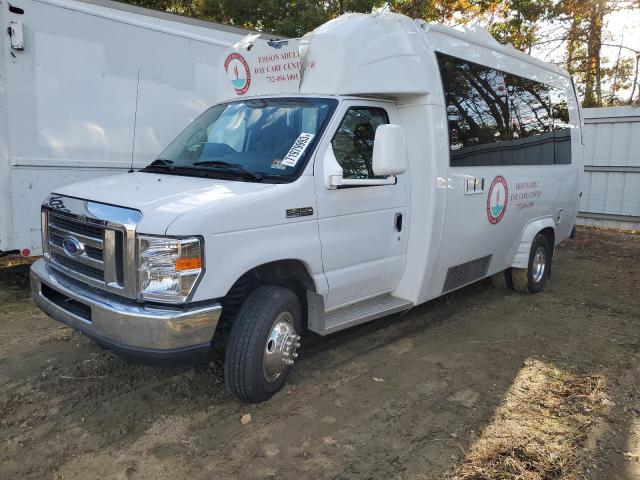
[331,107,389,179]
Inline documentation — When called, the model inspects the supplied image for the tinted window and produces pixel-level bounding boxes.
[436,53,572,166]
[506,74,554,165]
[438,54,510,157]
[332,107,389,179]
[551,88,571,164]
[507,74,552,138]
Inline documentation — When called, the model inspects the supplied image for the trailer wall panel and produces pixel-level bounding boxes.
[579,106,640,230]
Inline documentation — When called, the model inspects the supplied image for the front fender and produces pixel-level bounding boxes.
[512,217,556,269]
[190,219,326,302]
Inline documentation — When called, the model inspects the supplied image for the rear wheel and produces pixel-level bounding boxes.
[512,234,551,294]
[224,285,301,403]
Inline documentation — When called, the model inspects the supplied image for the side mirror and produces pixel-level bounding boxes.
[323,146,344,189]
[372,124,407,176]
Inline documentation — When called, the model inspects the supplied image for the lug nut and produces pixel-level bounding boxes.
[284,359,294,365]
[293,352,298,358]
[295,342,301,347]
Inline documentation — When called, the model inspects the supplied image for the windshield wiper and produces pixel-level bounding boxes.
[192,160,263,181]
[146,159,176,170]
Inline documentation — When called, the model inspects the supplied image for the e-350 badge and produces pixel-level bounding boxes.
[286,207,313,218]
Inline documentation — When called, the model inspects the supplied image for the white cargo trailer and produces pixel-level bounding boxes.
[0,0,255,256]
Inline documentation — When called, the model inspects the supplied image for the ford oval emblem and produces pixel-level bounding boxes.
[62,236,85,257]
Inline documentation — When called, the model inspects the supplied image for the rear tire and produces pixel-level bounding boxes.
[224,285,301,403]
[512,234,551,294]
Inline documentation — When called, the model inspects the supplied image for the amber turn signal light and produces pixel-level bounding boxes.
[175,257,202,271]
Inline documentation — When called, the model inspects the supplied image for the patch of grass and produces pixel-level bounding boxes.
[450,359,610,480]
[543,368,565,384]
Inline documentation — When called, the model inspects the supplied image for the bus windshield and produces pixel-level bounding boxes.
[143,97,338,182]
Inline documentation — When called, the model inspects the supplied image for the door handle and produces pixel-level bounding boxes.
[395,213,403,232]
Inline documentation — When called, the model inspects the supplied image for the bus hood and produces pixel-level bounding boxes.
[52,172,281,234]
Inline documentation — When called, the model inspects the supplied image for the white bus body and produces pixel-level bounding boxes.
[30,12,582,403]
[0,0,252,256]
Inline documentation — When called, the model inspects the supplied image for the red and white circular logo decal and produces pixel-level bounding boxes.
[487,175,508,224]
[224,53,251,95]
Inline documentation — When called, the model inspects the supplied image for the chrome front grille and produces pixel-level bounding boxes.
[51,251,105,281]
[48,213,108,282]
[49,214,104,239]
[41,195,142,299]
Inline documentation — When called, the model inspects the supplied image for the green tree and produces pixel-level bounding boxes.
[118,0,205,17]
[488,0,553,51]
[115,0,640,106]
[553,0,640,107]
[200,0,381,37]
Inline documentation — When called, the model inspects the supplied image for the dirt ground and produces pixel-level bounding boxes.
[0,227,639,480]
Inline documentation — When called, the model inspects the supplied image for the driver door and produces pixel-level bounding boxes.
[314,100,408,310]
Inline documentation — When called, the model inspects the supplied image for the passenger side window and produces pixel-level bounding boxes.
[506,74,554,165]
[550,88,572,164]
[332,107,389,179]
[438,54,510,165]
[507,74,552,139]
[436,52,572,167]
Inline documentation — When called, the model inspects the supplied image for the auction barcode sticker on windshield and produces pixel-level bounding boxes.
[281,133,315,167]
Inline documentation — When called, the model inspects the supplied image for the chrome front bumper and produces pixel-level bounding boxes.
[30,259,222,365]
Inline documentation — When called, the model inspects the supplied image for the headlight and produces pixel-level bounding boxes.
[137,235,203,303]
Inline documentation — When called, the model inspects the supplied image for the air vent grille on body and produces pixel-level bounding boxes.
[442,254,493,294]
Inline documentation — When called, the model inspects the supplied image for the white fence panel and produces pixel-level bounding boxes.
[579,106,640,230]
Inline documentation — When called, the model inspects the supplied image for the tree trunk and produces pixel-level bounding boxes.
[609,34,624,105]
[566,17,579,75]
[630,54,640,105]
[409,0,425,19]
[583,0,605,107]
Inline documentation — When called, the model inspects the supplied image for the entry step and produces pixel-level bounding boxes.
[322,294,413,335]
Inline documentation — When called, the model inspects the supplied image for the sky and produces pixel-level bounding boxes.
[605,8,640,100]
[604,7,640,62]
[530,6,640,102]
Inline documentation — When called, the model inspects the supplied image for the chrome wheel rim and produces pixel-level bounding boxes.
[263,312,300,383]
[532,246,546,284]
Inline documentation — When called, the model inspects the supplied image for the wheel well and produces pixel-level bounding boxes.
[539,227,556,250]
[211,261,315,355]
[539,227,556,277]
[252,260,316,295]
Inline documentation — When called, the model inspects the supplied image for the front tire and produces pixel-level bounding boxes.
[512,234,552,294]
[224,285,301,403]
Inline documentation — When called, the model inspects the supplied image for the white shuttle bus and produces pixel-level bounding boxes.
[30,12,582,403]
